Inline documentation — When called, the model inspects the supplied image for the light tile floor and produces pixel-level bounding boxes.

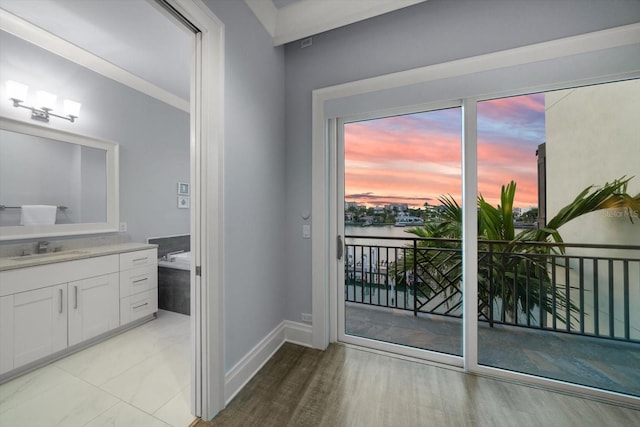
[0,310,194,427]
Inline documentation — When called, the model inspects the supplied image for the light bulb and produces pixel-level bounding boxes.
[6,80,28,102]
[63,99,82,118]
[36,90,57,110]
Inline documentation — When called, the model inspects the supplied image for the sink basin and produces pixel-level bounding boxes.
[10,250,89,261]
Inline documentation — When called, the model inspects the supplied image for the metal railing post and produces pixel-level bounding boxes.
[413,238,418,317]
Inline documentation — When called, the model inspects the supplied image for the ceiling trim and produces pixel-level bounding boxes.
[0,8,190,113]
[246,0,428,46]
[246,0,278,38]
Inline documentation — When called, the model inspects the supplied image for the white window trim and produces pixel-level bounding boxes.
[311,23,640,406]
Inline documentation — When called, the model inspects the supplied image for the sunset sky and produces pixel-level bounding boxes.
[344,93,544,209]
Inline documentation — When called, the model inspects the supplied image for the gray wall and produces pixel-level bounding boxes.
[0,31,190,244]
[203,0,287,372]
[282,0,640,322]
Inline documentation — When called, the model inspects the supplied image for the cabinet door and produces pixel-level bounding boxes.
[0,284,67,375]
[68,273,119,347]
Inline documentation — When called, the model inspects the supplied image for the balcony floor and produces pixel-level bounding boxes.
[345,303,640,397]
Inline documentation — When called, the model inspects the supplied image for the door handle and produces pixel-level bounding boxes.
[59,289,63,314]
[133,302,149,310]
[337,235,344,260]
[74,286,78,309]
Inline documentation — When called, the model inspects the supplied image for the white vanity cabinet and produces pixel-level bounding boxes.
[0,245,157,377]
[0,284,67,374]
[119,248,158,325]
[68,273,119,346]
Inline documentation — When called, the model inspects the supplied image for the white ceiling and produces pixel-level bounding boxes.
[246,0,428,46]
[272,0,301,8]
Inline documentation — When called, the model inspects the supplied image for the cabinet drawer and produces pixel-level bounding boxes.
[120,248,157,271]
[120,289,157,325]
[120,265,157,298]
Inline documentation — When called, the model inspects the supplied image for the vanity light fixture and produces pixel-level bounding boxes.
[6,80,81,123]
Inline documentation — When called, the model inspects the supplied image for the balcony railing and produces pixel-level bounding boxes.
[345,235,640,343]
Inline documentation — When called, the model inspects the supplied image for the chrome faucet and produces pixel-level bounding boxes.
[36,240,49,254]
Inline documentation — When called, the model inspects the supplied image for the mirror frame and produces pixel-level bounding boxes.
[0,116,119,240]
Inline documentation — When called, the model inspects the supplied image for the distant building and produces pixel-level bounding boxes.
[545,80,639,247]
[385,203,408,212]
[544,79,640,337]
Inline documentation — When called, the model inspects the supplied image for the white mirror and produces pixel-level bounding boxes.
[0,117,119,240]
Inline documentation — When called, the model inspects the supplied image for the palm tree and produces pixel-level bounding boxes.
[402,176,640,326]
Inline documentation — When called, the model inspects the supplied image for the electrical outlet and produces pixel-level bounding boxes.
[301,313,312,323]
[119,222,127,232]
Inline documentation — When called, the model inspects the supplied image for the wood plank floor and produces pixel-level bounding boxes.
[193,343,640,427]
[345,304,640,396]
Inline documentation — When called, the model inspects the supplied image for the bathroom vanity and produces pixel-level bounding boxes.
[0,243,157,378]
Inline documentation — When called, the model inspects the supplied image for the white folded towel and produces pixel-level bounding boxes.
[20,205,57,226]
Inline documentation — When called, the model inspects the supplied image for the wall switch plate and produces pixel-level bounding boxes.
[302,224,311,238]
[119,222,127,232]
[301,313,312,323]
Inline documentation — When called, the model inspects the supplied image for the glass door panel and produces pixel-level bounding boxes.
[340,106,463,357]
[476,79,640,397]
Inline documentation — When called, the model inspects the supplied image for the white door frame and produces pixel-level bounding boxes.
[311,23,640,405]
[163,0,225,420]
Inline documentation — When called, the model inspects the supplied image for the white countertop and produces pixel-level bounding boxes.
[0,243,157,271]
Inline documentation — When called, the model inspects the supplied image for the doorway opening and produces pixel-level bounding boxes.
[0,0,225,422]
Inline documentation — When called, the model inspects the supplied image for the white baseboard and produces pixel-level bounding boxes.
[283,320,313,347]
[224,320,312,404]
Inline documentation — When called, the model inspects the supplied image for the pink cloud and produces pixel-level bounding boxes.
[344,95,542,209]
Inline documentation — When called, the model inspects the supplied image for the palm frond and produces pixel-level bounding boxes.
[519,176,640,244]
[402,176,639,327]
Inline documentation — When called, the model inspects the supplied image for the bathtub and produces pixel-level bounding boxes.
[148,235,191,315]
[158,251,191,271]
[157,252,190,315]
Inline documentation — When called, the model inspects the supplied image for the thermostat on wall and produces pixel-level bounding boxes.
[178,196,190,209]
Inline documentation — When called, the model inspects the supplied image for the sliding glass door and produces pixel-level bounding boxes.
[475,78,640,397]
[337,105,464,362]
[333,78,639,399]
